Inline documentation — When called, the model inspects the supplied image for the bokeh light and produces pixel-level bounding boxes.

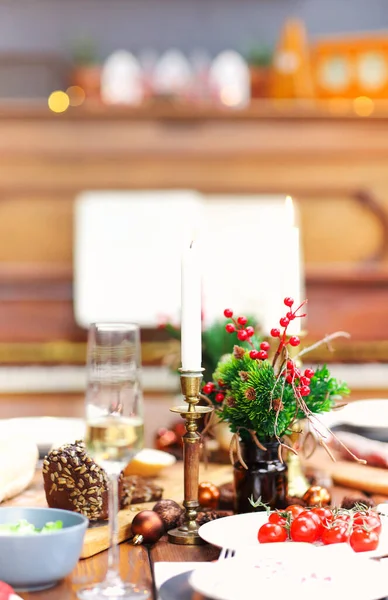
[353,95,374,117]
[48,90,70,113]
[220,87,243,107]
[66,86,86,107]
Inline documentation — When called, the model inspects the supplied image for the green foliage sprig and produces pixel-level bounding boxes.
[213,356,348,442]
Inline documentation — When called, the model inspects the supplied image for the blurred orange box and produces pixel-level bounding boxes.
[312,35,388,99]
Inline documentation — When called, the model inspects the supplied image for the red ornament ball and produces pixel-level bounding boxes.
[289,336,300,347]
[287,360,295,370]
[258,350,268,360]
[284,297,294,307]
[202,383,213,395]
[246,326,255,337]
[224,308,233,318]
[286,311,295,320]
[286,374,294,384]
[279,317,289,327]
[132,510,164,545]
[237,329,248,341]
[225,323,235,333]
[155,428,178,451]
[237,316,248,325]
[249,350,259,360]
[260,341,270,351]
[173,421,187,439]
[215,393,225,403]
[270,328,280,338]
[300,376,310,386]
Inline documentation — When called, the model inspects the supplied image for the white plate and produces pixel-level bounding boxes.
[199,512,268,548]
[198,508,388,558]
[0,417,85,457]
[189,551,388,600]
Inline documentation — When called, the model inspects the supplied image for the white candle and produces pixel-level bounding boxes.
[260,197,302,336]
[181,241,202,371]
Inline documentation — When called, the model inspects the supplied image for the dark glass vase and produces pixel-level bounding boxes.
[233,440,288,514]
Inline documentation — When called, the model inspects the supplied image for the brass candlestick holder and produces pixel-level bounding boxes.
[168,369,213,545]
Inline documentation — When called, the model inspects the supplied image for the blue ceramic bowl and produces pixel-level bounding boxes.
[0,507,88,592]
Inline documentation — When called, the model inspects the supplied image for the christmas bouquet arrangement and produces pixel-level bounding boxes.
[201,297,358,512]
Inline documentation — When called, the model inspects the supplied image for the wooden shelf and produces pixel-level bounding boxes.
[3,98,388,121]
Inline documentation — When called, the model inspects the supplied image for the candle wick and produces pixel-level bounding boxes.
[190,240,195,249]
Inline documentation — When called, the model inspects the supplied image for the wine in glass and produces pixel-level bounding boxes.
[77,322,149,600]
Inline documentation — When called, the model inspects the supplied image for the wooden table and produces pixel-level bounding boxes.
[9,457,388,600]
[15,538,220,600]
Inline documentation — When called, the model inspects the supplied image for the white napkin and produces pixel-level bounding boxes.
[153,562,210,600]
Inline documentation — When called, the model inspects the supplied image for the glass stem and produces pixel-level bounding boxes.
[107,472,121,582]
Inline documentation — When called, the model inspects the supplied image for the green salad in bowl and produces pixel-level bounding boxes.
[0,518,63,535]
[0,507,88,591]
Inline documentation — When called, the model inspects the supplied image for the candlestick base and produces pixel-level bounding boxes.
[167,499,205,545]
[168,369,213,545]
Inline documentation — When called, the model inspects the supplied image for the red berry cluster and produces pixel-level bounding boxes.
[223,309,270,359]
[269,297,305,349]
[284,361,315,397]
[269,297,311,397]
[203,298,310,403]
[202,380,225,403]
[224,309,255,342]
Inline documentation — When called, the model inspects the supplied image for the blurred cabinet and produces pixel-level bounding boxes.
[0,103,388,362]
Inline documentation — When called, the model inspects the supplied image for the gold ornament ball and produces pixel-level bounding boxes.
[198,482,220,509]
[302,485,331,507]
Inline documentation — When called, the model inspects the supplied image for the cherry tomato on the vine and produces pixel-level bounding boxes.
[310,507,333,527]
[259,504,382,552]
[268,512,287,527]
[334,513,351,524]
[349,528,379,553]
[290,514,320,543]
[299,510,323,538]
[321,523,350,545]
[285,505,305,519]
[258,523,288,544]
[353,512,382,534]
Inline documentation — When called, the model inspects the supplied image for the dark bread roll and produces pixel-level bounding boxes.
[42,441,120,520]
[43,441,163,521]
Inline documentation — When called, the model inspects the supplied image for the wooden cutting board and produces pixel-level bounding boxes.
[302,447,388,496]
[4,462,233,559]
[81,501,155,558]
[330,461,388,495]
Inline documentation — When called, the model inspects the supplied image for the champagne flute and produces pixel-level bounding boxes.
[77,323,149,600]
